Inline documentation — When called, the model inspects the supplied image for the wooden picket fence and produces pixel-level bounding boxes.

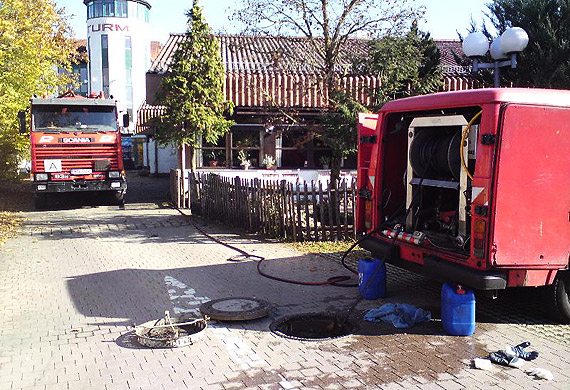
[172,170,357,241]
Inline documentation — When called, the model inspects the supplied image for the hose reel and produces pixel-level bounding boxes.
[409,128,462,181]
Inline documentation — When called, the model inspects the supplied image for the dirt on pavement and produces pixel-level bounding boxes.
[0,180,31,245]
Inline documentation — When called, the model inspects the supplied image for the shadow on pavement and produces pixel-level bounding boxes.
[11,170,171,212]
[65,253,561,343]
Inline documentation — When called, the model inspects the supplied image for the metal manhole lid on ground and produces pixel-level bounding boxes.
[200,297,272,321]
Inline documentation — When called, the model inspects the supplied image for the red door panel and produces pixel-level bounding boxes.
[492,104,570,267]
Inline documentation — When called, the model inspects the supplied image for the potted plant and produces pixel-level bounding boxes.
[261,155,276,169]
[319,156,330,169]
[206,150,219,167]
[238,150,250,170]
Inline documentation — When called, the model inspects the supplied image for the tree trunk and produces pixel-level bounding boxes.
[188,143,200,213]
[329,148,343,225]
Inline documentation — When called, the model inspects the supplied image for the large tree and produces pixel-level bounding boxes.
[233,0,422,186]
[154,1,234,173]
[486,0,570,88]
[0,0,75,180]
[356,24,443,109]
[233,0,422,89]
[320,25,442,190]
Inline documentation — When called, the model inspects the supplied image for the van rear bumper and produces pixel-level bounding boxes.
[359,236,507,291]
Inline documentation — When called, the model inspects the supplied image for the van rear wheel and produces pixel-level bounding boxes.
[550,271,570,324]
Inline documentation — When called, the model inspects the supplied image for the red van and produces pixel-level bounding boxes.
[356,88,570,322]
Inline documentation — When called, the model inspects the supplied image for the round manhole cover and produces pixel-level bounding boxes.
[270,313,356,341]
[200,297,272,321]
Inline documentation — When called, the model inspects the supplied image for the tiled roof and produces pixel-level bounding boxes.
[138,35,479,130]
[436,40,470,74]
[150,34,469,75]
[150,34,369,75]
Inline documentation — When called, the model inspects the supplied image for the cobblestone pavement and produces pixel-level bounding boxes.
[1,173,569,390]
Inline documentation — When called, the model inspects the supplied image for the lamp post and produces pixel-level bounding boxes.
[462,27,529,87]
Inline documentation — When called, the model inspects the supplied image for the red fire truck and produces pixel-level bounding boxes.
[20,93,128,208]
[356,88,570,322]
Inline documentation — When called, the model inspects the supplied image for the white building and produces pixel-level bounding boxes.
[85,0,151,133]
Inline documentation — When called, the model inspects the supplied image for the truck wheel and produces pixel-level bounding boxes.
[549,270,570,324]
[112,191,125,206]
[34,195,47,210]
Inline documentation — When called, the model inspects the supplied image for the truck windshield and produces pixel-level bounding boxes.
[33,105,117,132]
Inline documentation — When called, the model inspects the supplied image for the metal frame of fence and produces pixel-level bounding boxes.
[171,170,356,241]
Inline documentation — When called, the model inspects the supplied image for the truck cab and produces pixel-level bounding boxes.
[356,88,570,323]
[25,94,128,208]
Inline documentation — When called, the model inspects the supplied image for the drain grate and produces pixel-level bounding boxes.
[270,313,355,341]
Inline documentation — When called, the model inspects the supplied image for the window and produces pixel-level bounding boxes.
[116,0,128,17]
[33,106,118,133]
[87,0,128,19]
[232,128,261,167]
[125,36,133,124]
[125,36,132,69]
[87,37,92,95]
[137,4,149,22]
[101,35,109,97]
[79,66,88,95]
[102,0,114,17]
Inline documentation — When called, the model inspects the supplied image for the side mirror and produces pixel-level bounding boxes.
[18,111,27,134]
[123,113,130,128]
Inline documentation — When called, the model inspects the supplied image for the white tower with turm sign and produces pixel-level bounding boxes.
[84,0,151,133]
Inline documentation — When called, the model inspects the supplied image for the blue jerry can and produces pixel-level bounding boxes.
[441,283,476,336]
[358,258,387,300]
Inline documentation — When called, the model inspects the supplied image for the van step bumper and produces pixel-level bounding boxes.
[359,236,507,291]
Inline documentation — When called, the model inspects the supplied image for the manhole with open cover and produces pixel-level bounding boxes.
[199,297,272,321]
[270,313,356,341]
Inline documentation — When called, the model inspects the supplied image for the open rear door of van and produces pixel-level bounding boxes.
[492,104,570,268]
[356,113,380,233]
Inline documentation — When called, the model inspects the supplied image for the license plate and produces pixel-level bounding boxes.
[70,168,92,175]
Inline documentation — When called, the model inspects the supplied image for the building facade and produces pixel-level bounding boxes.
[84,0,151,133]
[137,35,483,173]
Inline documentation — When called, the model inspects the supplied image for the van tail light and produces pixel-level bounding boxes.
[473,219,486,258]
[364,200,372,230]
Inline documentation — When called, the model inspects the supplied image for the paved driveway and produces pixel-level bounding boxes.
[0,173,568,390]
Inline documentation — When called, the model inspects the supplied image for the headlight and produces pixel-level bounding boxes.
[36,173,48,181]
[109,171,120,178]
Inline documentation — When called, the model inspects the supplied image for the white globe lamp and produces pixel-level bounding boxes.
[500,27,529,54]
[490,36,508,60]
[462,32,490,57]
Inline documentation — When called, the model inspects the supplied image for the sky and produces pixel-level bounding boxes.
[55,0,494,44]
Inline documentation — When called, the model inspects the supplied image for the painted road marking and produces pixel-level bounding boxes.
[164,275,296,388]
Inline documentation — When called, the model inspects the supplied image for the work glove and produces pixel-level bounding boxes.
[505,341,539,361]
[489,350,524,369]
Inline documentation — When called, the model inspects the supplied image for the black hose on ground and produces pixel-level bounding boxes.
[179,212,358,287]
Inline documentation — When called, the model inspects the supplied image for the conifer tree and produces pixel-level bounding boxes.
[355,24,443,108]
[154,1,234,171]
[487,0,570,88]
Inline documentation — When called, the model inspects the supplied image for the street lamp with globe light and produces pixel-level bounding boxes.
[462,27,529,87]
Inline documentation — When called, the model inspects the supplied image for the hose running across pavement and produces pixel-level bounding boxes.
[177,210,357,287]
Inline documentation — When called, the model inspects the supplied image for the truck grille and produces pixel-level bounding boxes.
[34,143,120,171]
